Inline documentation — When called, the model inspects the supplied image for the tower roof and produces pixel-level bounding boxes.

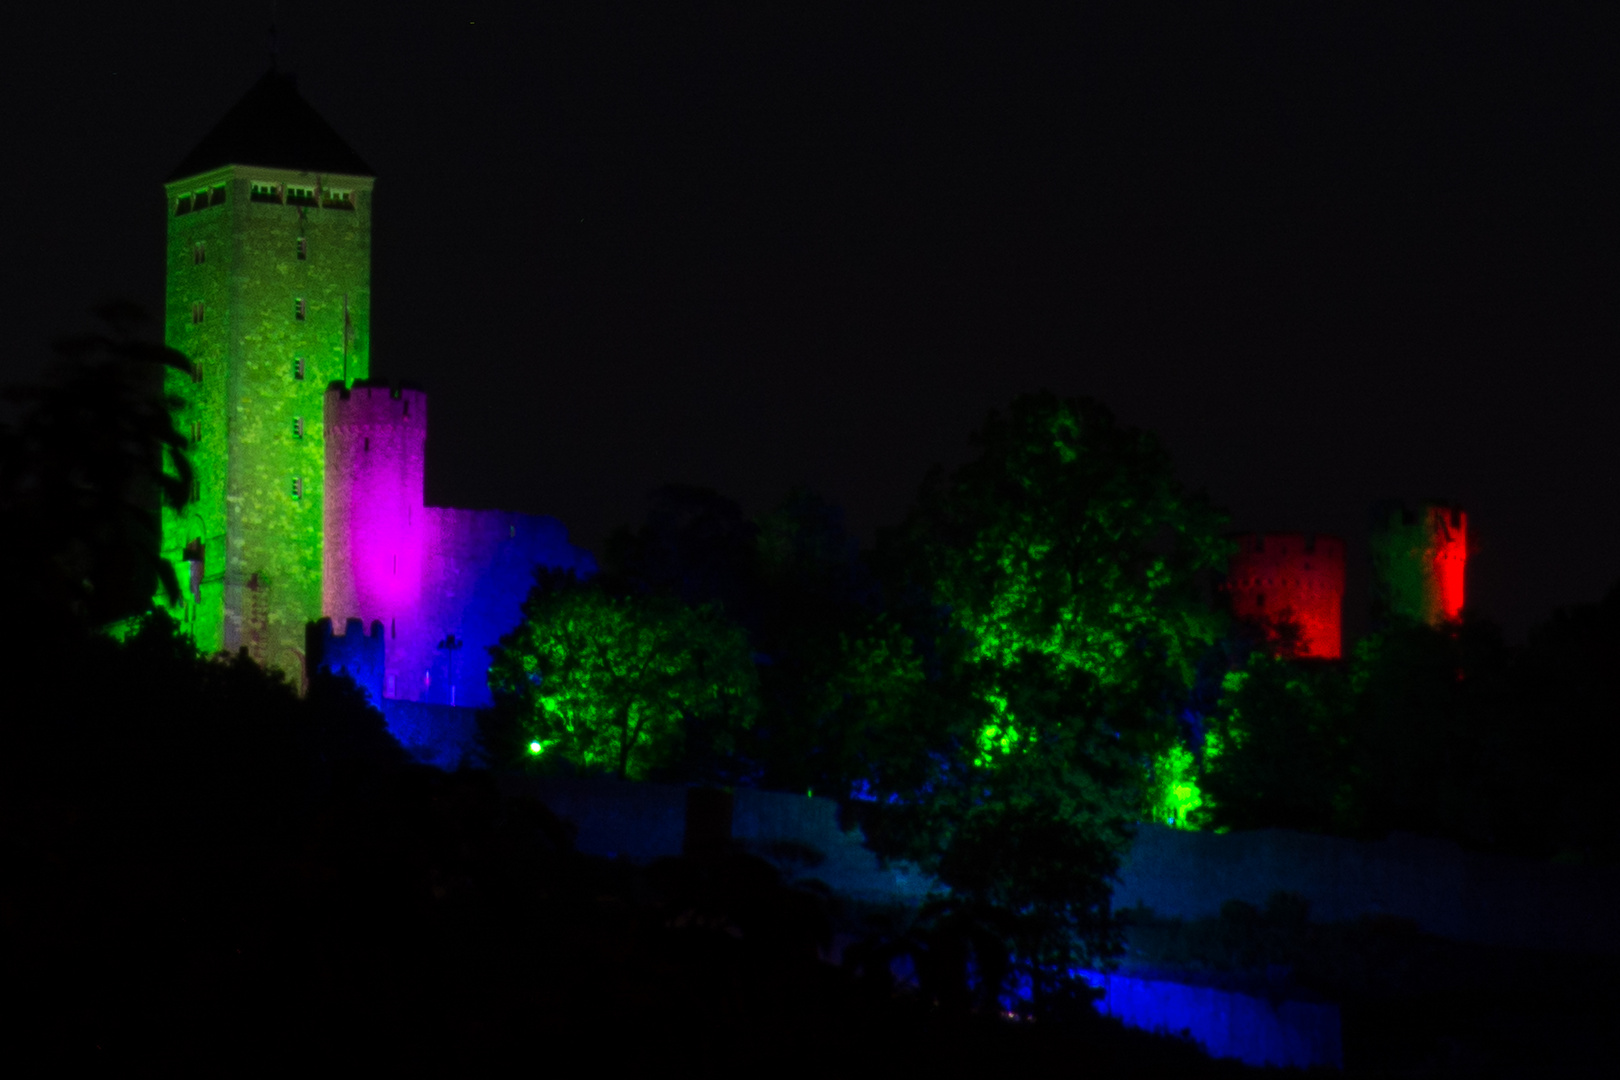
[168,69,373,182]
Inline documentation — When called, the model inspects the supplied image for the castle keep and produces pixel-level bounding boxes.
[162,71,592,717]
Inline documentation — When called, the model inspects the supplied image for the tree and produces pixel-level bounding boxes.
[487,570,760,780]
[892,392,1230,705]
[850,394,1230,1004]
[0,302,193,631]
[1200,653,1356,833]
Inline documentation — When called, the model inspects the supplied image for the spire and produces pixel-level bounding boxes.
[168,68,373,182]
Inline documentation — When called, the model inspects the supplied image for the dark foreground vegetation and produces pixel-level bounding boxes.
[4,309,1615,1072]
[0,615,1260,1073]
[0,310,1258,1068]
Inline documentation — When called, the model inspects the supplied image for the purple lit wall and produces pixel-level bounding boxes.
[322,383,595,712]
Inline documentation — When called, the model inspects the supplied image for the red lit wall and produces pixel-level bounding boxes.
[1368,502,1467,626]
[1226,533,1347,659]
[1429,506,1467,623]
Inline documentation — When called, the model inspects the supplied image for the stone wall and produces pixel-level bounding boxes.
[1116,824,1620,955]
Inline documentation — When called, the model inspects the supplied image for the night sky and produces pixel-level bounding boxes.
[4,3,1617,639]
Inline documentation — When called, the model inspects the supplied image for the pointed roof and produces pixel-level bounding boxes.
[168,69,373,182]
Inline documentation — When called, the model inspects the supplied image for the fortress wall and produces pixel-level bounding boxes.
[307,616,385,707]
[1226,533,1347,658]
[1116,824,1620,956]
[379,699,482,770]
[319,383,594,707]
[411,507,597,708]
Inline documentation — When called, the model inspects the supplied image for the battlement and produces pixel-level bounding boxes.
[325,382,428,430]
[306,616,386,707]
[1226,533,1347,659]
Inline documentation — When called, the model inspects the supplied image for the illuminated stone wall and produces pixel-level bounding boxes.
[1225,533,1346,658]
[321,383,595,710]
[1369,502,1467,626]
[162,166,373,681]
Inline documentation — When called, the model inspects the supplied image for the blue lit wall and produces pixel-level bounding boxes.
[1081,970,1343,1069]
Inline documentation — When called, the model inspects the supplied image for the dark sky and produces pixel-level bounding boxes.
[4,3,1617,639]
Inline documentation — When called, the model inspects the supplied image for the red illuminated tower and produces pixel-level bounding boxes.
[1369,502,1467,626]
[1226,533,1347,659]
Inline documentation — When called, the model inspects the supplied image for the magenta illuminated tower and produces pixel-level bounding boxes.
[323,385,428,700]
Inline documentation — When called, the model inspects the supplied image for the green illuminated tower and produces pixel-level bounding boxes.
[161,69,373,680]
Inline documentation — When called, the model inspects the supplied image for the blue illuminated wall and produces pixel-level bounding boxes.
[1081,971,1343,1069]
[308,617,385,706]
[321,383,597,712]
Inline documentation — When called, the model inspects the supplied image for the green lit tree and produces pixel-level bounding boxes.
[888,393,1229,794]
[847,394,1230,1002]
[487,570,760,780]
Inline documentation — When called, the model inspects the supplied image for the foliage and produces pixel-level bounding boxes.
[891,392,1230,698]
[844,394,1230,990]
[864,653,1141,1000]
[1200,655,1357,834]
[0,302,192,631]
[487,569,760,780]
[1146,743,1207,830]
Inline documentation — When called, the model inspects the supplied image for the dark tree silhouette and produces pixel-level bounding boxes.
[0,301,192,630]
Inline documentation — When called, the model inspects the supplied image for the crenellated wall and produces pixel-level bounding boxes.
[1225,533,1346,659]
[307,616,385,707]
[321,383,595,710]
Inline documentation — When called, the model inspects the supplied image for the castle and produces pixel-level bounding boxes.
[159,70,594,739]
[1226,505,1468,660]
[158,70,1468,745]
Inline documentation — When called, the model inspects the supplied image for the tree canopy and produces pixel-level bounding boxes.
[487,569,760,780]
[893,392,1229,698]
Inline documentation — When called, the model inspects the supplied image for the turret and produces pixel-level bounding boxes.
[322,384,428,647]
[1369,501,1467,626]
[307,616,386,707]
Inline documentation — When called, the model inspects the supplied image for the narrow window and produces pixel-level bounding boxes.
[193,243,206,265]
[293,357,305,380]
[363,436,369,451]
[292,476,303,499]
[293,416,304,439]
[297,237,307,261]
[190,419,201,444]
[191,362,203,385]
[191,477,200,501]
[209,184,227,207]
[294,298,306,321]
[175,194,192,216]
[191,302,205,324]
